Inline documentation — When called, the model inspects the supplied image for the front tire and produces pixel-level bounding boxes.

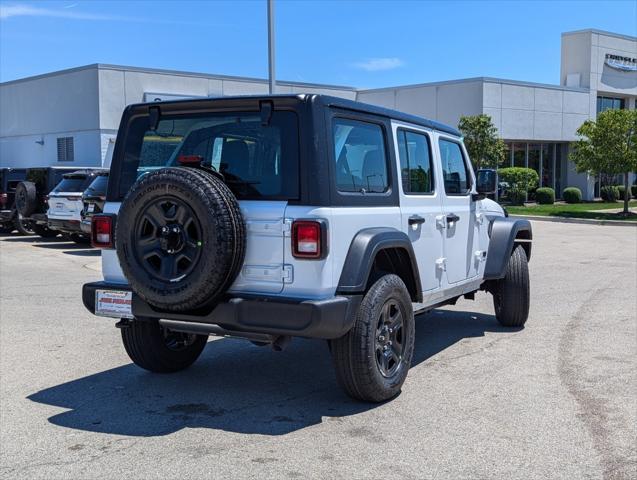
[492,245,530,327]
[121,320,208,373]
[330,274,415,402]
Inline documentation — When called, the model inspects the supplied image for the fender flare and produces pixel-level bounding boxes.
[484,217,532,280]
[336,227,422,302]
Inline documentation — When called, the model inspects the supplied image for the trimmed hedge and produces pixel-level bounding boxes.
[600,185,619,202]
[632,185,637,197]
[616,185,632,201]
[535,187,555,205]
[563,187,582,204]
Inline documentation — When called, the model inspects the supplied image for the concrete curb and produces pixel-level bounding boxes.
[509,214,637,227]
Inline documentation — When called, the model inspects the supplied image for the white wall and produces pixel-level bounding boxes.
[97,66,357,130]
[0,130,103,168]
[483,81,589,141]
[357,80,484,129]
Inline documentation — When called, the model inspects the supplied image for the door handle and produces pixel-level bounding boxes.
[446,213,460,224]
[408,215,426,226]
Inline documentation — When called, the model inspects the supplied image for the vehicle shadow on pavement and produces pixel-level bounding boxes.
[61,249,100,256]
[2,235,64,243]
[28,309,516,437]
[33,242,91,250]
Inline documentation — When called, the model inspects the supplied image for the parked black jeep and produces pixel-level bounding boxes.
[15,167,83,238]
[0,168,29,234]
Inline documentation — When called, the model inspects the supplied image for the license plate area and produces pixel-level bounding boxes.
[95,289,133,319]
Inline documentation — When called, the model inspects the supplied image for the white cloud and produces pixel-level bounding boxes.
[0,4,120,20]
[353,57,405,72]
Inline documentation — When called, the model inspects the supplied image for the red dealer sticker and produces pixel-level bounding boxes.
[95,290,134,319]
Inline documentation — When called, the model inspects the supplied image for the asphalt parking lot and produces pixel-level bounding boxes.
[0,221,635,480]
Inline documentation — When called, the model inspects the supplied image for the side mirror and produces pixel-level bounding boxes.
[476,169,497,194]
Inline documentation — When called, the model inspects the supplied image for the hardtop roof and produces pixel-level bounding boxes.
[130,94,462,137]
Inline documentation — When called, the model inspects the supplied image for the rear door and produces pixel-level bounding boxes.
[393,123,445,293]
[47,176,87,221]
[436,134,478,284]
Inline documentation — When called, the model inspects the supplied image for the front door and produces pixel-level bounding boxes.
[437,135,478,284]
[394,123,444,293]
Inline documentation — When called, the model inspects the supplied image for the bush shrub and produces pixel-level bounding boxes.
[632,185,637,197]
[535,187,555,205]
[508,187,527,205]
[563,187,582,204]
[498,167,539,205]
[600,185,619,202]
[616,185,632,201]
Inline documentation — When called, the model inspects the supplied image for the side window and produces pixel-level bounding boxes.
[439,138,471,195]
[333,118,388,193]
[397,129,434,194]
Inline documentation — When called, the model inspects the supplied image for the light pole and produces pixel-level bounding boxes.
[267,0,276,94]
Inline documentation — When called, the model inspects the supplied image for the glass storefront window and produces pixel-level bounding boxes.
[597,96,625,113]
[513,143,526,167]
[541,144,554,188]
[555,145,562,197]
[528,143,540,174]
[503,142,512,167]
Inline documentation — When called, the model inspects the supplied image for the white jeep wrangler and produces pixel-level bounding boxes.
[83,95,531,402]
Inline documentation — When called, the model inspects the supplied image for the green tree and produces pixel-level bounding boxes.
[458,114,507,169]
[570,109,637,215]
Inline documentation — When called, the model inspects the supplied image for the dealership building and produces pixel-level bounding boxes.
[1,28,635,199]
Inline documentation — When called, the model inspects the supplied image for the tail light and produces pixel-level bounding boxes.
[91,214,115,248]
[0,193,7,208]
[178,154,203,166]
[292,220,327,259]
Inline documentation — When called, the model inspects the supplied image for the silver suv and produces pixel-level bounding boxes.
[83,95,532,402]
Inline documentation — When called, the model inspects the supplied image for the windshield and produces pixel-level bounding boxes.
[51,176,89,193]
[84,175,109,196]
[116,111,299,200]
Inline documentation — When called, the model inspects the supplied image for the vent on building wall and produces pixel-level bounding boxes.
[57,137,74,162]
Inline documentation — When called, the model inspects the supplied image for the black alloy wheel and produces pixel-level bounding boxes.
[133,197,203,283]
[375,299,405,378]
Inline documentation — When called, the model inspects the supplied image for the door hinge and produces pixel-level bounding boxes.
[282,218,292,237]
[435,215,447,229]
[474,250,487,262]
[435,257,447,271]
[282,264,294,283]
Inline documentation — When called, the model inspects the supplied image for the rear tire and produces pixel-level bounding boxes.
[32,224,58,238]
[15,182,38,217]
[121,320,208,373]
[14,215,35,236]
[116,167,245,312]
[70,233,91,244]
[329,274,415,402]
[492,245,530,327]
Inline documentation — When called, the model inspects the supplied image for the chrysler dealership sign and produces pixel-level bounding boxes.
[605,53,637,72]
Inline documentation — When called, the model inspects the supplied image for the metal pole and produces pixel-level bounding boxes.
[267,0,276,94]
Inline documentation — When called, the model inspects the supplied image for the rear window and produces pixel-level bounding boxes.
[84,175,109,196]
[116,111,299,200]
[52,177,88,193]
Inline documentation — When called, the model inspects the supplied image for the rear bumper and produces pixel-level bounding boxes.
[0,209,14,223]
[82,281,359,340]
[48,218,83,234]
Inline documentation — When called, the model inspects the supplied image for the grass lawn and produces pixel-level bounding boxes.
[506,201,637,221]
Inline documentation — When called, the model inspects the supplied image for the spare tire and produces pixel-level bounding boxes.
[15,182,38,217]
[116,167,246,312]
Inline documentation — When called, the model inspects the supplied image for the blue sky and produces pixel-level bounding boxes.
[1,0,635,87]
